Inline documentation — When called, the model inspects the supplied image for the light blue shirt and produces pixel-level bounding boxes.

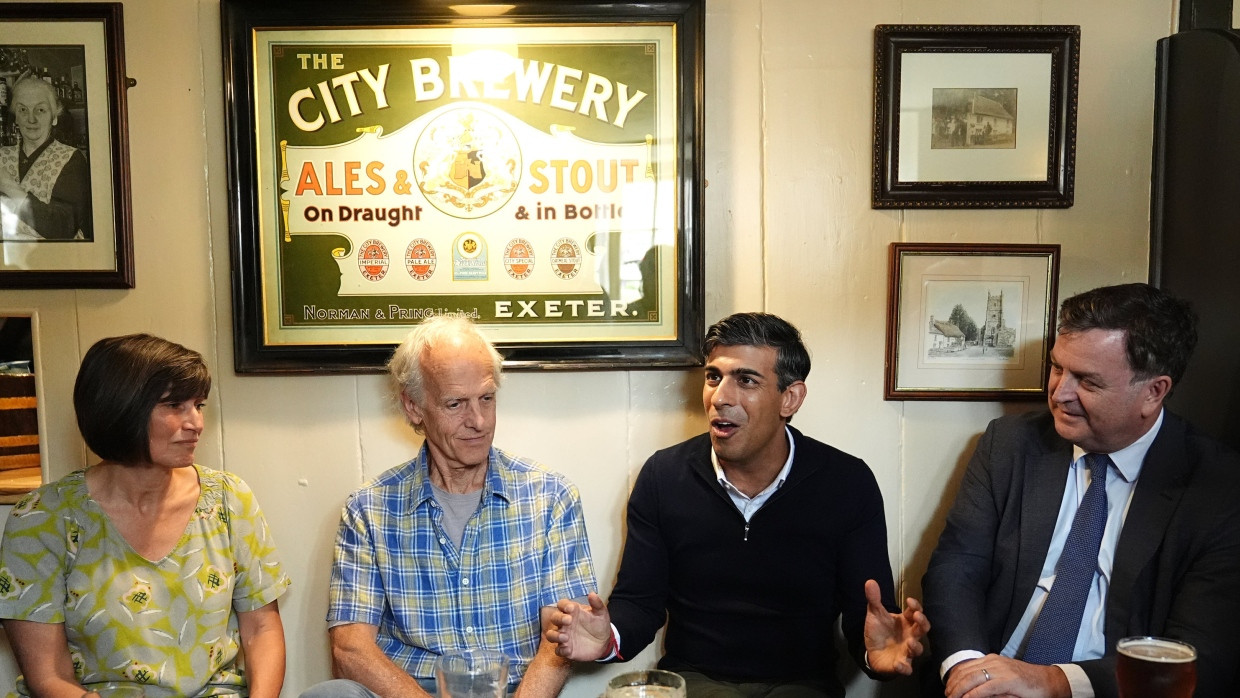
[711,425,796,521]
[942,410,1164,696]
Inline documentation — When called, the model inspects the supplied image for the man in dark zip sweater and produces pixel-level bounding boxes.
[547,312,929,696]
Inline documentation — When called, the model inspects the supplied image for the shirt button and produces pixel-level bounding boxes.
[466,626,475,634]
[438,537,446,544]
[462,578,470,586]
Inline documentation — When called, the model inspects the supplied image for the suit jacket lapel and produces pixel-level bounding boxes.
[1106,413,1192,642]
[1009,424,1074,640]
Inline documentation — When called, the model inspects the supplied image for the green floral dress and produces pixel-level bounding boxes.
[0,465,291,697]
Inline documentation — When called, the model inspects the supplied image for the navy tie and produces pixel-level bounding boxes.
[1021,452,1111,665]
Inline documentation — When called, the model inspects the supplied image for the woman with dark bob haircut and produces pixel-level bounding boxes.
[0,334,290,697]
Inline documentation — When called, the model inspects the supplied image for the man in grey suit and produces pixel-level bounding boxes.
[923,283,1240,698]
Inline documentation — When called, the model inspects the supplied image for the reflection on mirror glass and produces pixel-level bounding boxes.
[0,316,40,503]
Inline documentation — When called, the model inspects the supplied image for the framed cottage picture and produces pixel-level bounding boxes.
[885,243,1060,400]
[221,0,705,372]
[872,25,1080,208]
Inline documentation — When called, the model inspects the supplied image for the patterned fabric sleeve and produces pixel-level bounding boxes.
[221,473,291,612]
[0,487,70,623]
[539,481,597,607]
[326,494,387,626]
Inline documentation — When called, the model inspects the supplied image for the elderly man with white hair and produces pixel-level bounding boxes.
[302,315,597,698]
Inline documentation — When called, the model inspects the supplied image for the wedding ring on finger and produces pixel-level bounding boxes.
[981,668,992,682]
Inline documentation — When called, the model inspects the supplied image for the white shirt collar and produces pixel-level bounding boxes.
[1071,408,1164,483]
[711,425,796,499]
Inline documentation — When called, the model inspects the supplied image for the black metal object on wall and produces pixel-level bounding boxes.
[1149,20,1240,450]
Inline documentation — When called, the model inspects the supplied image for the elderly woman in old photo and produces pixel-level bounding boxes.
[0,334,290,697]
[0,74,93,240]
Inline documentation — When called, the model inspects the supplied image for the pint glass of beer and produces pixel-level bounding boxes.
[1116,636,1196,698]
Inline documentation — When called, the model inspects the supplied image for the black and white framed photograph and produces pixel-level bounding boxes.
[0,3,133,288]
[873,25,1080,208]
[885,243,1060,400]
[930,88,1018,150]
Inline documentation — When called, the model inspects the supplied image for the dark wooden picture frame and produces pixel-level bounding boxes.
[872,25,1080,209]
[885,242,1060,400]
[0,3,134,288]
[220,0,705,373]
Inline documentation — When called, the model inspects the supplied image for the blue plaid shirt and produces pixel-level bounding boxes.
[326,445,597,683]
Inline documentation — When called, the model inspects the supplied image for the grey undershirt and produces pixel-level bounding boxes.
[431,483,484,549]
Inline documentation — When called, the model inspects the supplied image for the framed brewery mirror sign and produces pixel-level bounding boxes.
[221,0,705,372]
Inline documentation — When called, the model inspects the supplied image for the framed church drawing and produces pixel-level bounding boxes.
[885,243,1060,400]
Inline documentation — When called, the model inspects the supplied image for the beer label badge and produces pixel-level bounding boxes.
[453,232,488,281]
[405,238,437,281]
[503,238,535,280]
[550,237,582,280]
[358,239,390,282]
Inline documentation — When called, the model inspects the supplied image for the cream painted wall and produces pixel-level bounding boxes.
[0,1,1174,696]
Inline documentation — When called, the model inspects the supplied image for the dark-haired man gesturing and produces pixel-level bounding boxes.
[549,312,929,697]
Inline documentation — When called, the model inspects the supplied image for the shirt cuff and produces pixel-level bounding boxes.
[595,623,622,662]
[940,650,986,682]
[1055,663,1095,697]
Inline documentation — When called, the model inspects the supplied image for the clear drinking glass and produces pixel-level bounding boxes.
[103,686,147,698]
[1116,636,1197,698]
[604,670,686,698]
[435,649,509,698]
